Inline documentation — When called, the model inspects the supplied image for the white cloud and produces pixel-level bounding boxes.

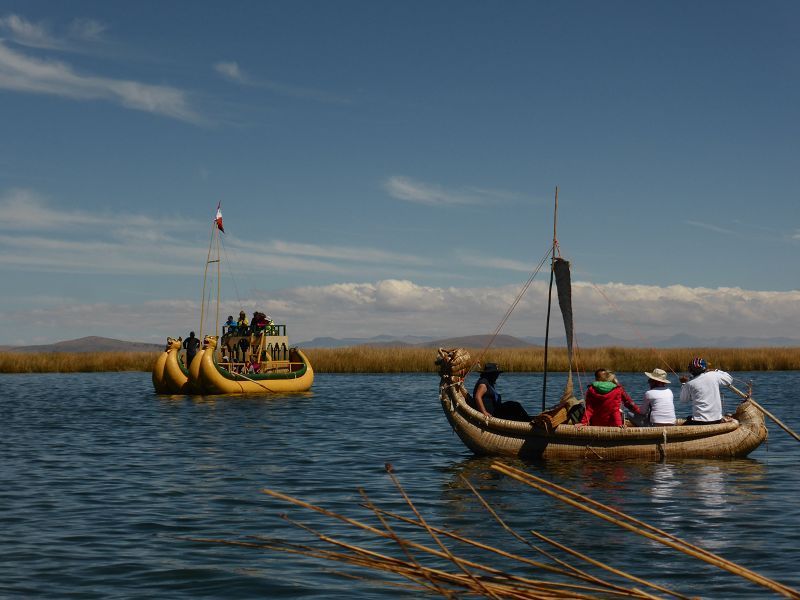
[0,14,108,49]
[0,189,194,232]
[385,176,518,207]
[3,277,800,346]
[67,18,107,43]
[0,40,203,123]
[686,220,736,235]
[213,60,247,83]
[0,14,61,49]
[235,238,431,266]
[212,59,350,104]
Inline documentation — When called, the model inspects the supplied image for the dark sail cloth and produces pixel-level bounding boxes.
[471,377,530,422]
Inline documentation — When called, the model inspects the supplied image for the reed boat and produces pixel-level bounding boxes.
[194,334,313,394]
[436,189,768,460]
[437,348,767,461]
[150,203,314,395]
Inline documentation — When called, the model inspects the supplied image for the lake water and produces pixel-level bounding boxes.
[2,370,799,599]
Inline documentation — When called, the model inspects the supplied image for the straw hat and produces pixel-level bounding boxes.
[644,368,670,384]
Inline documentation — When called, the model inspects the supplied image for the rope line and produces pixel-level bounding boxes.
[466,247,552,379]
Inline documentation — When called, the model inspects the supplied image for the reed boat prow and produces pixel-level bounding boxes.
[152,337,193,394]
[438,347,768,461]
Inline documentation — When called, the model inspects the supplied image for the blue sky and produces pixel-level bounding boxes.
[1,1,798,346]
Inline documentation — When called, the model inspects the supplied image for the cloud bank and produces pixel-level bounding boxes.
[0,14,201,123]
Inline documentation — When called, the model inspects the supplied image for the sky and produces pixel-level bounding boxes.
[0,0,798,347]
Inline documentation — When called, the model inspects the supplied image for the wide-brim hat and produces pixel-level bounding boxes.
[644,368,671,384]
[480,362,503,375]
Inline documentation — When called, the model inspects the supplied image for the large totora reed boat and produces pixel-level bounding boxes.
[151,204,314,395]
[437,347,767,461]
[436,189,768,461]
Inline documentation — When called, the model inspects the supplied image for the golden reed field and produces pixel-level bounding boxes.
[1,346,799,374]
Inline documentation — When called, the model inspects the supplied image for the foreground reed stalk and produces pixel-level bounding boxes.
[188,462,800,598]
[490,463,800,599]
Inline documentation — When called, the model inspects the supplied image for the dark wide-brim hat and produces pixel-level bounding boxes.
[480,362,503,375]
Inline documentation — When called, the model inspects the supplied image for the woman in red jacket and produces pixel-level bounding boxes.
[579,369,641,427]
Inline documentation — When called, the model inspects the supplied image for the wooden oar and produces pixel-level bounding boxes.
[728,384,800,443]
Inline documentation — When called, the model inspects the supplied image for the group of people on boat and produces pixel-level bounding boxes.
[473,356,734,428]
[223,311,276,336]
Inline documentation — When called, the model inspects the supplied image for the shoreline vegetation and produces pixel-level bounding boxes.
[1,346,799,374]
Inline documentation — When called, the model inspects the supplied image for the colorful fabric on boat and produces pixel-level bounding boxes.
[581,384,640,427]
[591,380,617,394]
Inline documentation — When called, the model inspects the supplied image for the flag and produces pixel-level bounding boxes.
[215,202,225,233]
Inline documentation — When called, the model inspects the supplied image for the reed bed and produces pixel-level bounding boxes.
[303,346,800,374]
[195,462,800,599]
[1,346,798,374]
[0,351,158,373]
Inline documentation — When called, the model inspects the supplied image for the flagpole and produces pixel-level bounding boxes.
[199,216,216,341]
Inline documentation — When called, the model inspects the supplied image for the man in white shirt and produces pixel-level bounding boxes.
[679,357,733,425]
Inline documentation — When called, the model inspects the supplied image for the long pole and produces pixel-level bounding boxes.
[199,219,216,340]
[541,186,558,412]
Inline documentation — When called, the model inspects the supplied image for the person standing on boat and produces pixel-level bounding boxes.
[679,358,732,425]
[638,368,676,426]
[237,311,249,334]
[579,369,642,427]
[472,363,529,421]
[182,331,200,366]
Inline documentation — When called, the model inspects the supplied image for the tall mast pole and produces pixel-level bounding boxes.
[199,218,216,341]
[541,186,558,412]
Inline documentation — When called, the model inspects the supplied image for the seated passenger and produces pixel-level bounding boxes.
[251,311,267,332]
[579,369,642,427]
[237,310,249,334]
[224,315,236,334]
[471,363,530,421]
[638,368,676,426]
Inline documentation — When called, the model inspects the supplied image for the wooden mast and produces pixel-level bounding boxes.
[541,186,558,411]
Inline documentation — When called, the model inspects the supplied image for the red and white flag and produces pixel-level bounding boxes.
[215,202,225,233]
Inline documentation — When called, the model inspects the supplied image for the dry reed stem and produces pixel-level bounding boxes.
[383,464,502,600]
[357,488,454,598]
[491,463,800,599]
[368,505,657,600]
[258,485,679,599]
[263,488,577,596]
[528,531,692,600]
[458,475,674,599]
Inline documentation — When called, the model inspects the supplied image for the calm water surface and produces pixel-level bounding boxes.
[2,370,799,599]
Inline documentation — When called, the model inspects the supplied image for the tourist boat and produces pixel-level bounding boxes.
[437,348,767,461]
[194,333,313,394]
[151,204,314,395]
[436,189,768,460]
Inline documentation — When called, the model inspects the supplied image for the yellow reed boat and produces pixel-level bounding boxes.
[194,334,313,394]
[151,204,314,395]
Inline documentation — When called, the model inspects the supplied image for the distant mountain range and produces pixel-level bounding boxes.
[0,336,164,353]
[1,332,798,354]
[297,332,800,349]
